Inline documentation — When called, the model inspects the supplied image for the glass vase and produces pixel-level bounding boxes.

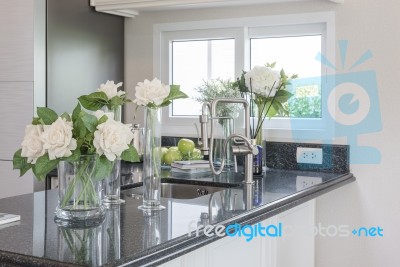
[253,121,264,176]
[101,105,121,122]
[139,107,165,210]
[213,117,234,170]
[55,155,105,227]
[103,160,123,205]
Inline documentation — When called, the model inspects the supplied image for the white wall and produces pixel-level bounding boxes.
[315,1,400,266]
[125,0,400,266]
[0,0,35,198]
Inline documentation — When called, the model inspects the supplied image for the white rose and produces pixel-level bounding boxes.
[93,119,134,161]
[133,78,170,106]
[98,80,125,100]
[42,117,77,160]
[21,125,46,164]
[245,66,280,97]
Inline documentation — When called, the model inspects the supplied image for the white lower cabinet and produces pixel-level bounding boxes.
[160,200,315,267]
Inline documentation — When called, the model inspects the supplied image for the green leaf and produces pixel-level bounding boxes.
[162,85,188,105]
[13,149,32,176]
[78,92,109,111]
[65,149,81,162]
[32,155,59,181]
[274,90,293,104]
[266,101,279,118]
[121,145,140,163]
[93,155,113,180]
[31,117,41,125]
[81,113,98,132]
[158,100,172,107]
[60,112,71,121]
[110,96,124,108]
[37,107,58,125]
[98,115,108,125]
[72,103,81,121]
[74,117,87,138]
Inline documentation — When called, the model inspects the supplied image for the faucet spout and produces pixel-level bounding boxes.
[200,97,257,184]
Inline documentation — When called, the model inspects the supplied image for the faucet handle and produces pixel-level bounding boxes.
[250,139,259,155]
[232,137,245,145]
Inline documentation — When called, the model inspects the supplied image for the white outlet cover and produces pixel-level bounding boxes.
[296,147,323,164]
[296,176,323,190]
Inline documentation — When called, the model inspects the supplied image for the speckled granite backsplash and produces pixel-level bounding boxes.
[162,137,350,174]
[265,142,349,173]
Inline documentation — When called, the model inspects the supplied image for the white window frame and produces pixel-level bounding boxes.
[154,12,335,141]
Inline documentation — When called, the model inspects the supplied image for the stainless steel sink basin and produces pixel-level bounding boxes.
[129,183,228,199]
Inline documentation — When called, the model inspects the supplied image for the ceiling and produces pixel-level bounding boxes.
[90,0,344,17]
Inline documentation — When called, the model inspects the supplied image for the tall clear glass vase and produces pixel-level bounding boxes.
[253,101,264,175]
[213,117,234,170]
[101,106,124,205]
[139,107,165,210]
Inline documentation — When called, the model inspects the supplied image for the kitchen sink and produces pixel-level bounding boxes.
[128,182,230,199]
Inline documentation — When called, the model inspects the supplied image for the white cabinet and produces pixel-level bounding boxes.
[274,200,315,267]
[0,0,35,197]
[0,0,34,81]
[0,82,34,160]
[160,200,315,267]
[0,161,33,199]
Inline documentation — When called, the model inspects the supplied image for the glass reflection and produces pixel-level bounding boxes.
[57,224,102,267]
[142,210,162,249]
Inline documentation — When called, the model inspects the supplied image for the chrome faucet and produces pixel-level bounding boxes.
[199,97,258,184]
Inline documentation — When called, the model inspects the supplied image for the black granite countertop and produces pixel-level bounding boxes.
[0,163,355,267]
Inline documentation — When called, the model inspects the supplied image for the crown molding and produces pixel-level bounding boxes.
[90,0,344,17]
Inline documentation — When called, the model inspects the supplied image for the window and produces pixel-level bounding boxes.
[171,39,235,116]
[250,35,322,118]
[155,12,335,137]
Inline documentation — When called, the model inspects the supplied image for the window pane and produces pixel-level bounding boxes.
[251,35,322,118]
[172,39,235,116]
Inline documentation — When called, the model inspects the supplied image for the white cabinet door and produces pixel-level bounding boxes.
[0,0,34,81]
[0,161,33,199]
[205,233,264,267]
[274,200,315,267]
[159,201,315,267]
[0,82,34,160]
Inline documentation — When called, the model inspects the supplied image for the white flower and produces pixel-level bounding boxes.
[42,117,77,160]
[21,125,46,164]
[93,119,134,161]
[98,80,125,100]
[244,66,280,97]
[133,78,170,107]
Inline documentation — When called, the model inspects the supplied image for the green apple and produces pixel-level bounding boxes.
[163,150,183,165]
[178,138,195,155]
[161,147,168,156]
[160,147,169,164]
[190,148,203,160]
[168,146,179,151]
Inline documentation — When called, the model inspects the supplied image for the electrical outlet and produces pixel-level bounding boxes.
[296,176,323,190]
[296,147,323,164]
